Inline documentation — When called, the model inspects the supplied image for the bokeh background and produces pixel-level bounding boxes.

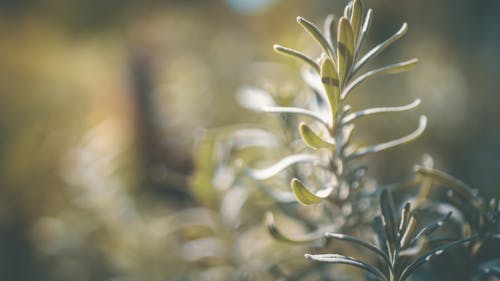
[0,0,499,280]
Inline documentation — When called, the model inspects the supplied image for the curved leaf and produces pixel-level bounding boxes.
[399,214,417,248]
[353,23,408,76]
[291,178,332,205]
[345,115,427,161]
[342,58,418,100]
[297,16,336,61]
[248,154,321,180]
[341,99,421,125]
[265,212,324,244]
[324,232,391,266]
[305,253,388,281]
[273,44,320,73]
[299,122,335,150]
[400,235,480,281]
[260,105,329,127]
[355,8,373,55]
[323,14,336,46]
[410,211,452,245]
[236,87,276,110]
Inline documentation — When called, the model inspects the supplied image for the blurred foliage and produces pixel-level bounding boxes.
[0,0,499,280]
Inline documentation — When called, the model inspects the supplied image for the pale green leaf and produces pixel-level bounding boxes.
[297,16,335,61]
[299,122,335,150]
[342,58,418,100]
[353,23,409,76]
[265,212,324,244]
[350,0,363,44]
[321,58,340,118]
[337,17,355,84]
[273,44,320,73]
[248,154,321,180]
[291,178,332,205]
[341,99,421,125]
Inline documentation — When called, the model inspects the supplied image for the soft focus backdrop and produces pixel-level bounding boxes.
[0,0,499,280]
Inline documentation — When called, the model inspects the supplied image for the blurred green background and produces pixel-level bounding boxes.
[0,0,499,280]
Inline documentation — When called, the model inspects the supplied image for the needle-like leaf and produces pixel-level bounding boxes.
[305,253,388,281]
[352,23,409,76]
[345,115,427,161]
[274,44,320,73]
[342,58,418,100]
[297,16,336,61]
[341,99,421,125]
[325,232,391,266]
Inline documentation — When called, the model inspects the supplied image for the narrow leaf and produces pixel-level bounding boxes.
[398,202,412,235]
[341,99,421,125]
[297,16,336,61]
[236,87,276,110]
[248,154,321,180]
[265,212,324,244]
[299,122,335,150]
[350,0,363,44]
[274,44,320,73]
[380,189,397,244]
[400,214,417,249]
[260,106,329,127]
[414,166,479,201]
[321,58,340,118]
[400,235,480,281]
[291,178,332,205]
[345,115,427,161]
[325,232,391,266]
[410,212,452,245]
[342,58,418,100]
[305,253,388,281]
[355,8,373,55]
[337,17,355,84]
[353,23,409,76]
[323,14,336,46]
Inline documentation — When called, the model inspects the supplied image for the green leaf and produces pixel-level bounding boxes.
[325,232,391,266]
[414,166,479,202]
[350,0,363,44]
[291,178,332,205]
[321,58,340,119]
[248,154,320,180]
[297,16,335,61]
[261,106,329,127]
[398,202,412,235]
[305,253,388,281]
[353,23,409,76]
[410,212,452,245]
[299,122,335,150]
[342,58,418,100]
[337,17,355,84]
[380,189,397,244]
[399,214,417,248]
[273,44,320,73]
[400,235,480,281]
[345,115,427,161]
[341,99,421,125]
[265,212,324,244]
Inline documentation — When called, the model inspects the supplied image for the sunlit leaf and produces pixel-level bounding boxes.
[350,0,363,44]
[337,17,355,84]
[299,122,335,150]
[297,16,336,61]
[398,202,412,235]
[305,253,388,281]
[323,14,336,45]
[291,178,332,205]
[248,154,321,180]
[353,23,409,75]
[265,212,324,244]
[342,58,418,100]
[341,99,421,125]
[236,87,276,110]
[273,44,320,73]
[325,232,391,265]
[321,57,340,119]
[399,214,417,248]
[345,115,427,161]
[261,106,329,127]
